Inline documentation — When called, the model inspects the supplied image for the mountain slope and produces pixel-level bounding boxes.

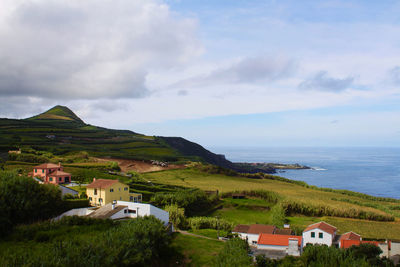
[0,106,239,168]
[27,105,84,124]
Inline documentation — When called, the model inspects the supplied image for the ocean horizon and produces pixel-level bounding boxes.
[209,146,400,199]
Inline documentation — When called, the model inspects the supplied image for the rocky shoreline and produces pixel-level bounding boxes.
[233,162,310,174]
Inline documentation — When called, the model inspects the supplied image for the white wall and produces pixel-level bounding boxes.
[391,242,400,256]
[302,229,333,247]
[113,201,169,225]
[52,207,94,221]
[257,244,287,251]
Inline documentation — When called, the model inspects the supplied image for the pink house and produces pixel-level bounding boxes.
[32,163,72,184]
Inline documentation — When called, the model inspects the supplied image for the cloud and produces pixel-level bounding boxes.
[298,71,354,92]
[177,90,188,96]
[0,0,202,100]
[388,66,400,85]
[170,56,297,88]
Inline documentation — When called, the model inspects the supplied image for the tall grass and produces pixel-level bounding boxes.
[281,199,394,222]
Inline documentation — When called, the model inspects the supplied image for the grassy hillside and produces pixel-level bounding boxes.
[0,106,254,169]
[141,167,400,239]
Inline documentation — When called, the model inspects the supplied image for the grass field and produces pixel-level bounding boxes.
[171,233,224,266]
[142,168,400,239]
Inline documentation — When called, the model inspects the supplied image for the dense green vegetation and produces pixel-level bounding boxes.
[0,171,78,236]
[0,216,176,266]
[255,244,393,267]
[213,238,253,267]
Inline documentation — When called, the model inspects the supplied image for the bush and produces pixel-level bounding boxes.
[187,217,234,231]
[221,190,280,204]
[164,204,187,229]
[0,171,64,237]
[108,161,120,171]
[213,238,252,267]
[151,189,217,216]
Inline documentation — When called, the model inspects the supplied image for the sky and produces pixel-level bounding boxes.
[0,0,399,147]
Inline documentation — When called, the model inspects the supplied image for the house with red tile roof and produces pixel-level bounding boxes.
[302,221,337,247]
[339,231,362,248]
[31,162,72,184]
[257,233,302,256]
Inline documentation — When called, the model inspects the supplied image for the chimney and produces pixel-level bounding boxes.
[93,178,96,182]
[58,162,61,167]
[284,224,290,229]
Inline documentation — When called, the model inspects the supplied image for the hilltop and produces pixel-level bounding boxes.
[0,105,267,172]
[27,105,85,124]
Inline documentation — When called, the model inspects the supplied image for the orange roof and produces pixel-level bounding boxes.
[34,163,60,169]
[49,170,71,176]
[341,240,380,249]
[247,224,276,235]
[258,233,302,246]
[340,232,361,241]
[274,228,293,235]
[304,222,337,235]
[87,179,119,189]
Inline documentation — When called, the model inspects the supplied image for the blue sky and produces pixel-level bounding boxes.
[0,0,399,147]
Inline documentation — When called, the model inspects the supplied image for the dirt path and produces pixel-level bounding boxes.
[176,230,226,242]
[93,157,186,173]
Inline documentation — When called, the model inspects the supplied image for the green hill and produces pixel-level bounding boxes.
[27,105,85,124]
[0,106,242,167]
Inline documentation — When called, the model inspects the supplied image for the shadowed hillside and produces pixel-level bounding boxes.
[0,106,272,173]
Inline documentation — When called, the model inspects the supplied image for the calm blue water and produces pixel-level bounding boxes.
[209,147,400,199]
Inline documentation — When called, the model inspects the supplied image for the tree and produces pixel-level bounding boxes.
[164,204,187,229]
[0,171,64,237]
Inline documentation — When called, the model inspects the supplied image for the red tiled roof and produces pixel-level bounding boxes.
[340,232,361,241]
[304,222,337,235]
[87,179,119,189]
[341,240,380,249]
[274,228,293,235]
[49,170,71,176]
[258,233,302,246]
[34,163,60,169]
[233,224,250,233]
[247,224,276,235]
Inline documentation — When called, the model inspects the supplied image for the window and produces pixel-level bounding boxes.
[252,241,257,244]
[110,188,114,192]
[130,196,133,201]
[42,169,45,173]
[35,169,37,173]
[119,188,121,191]
[49,177,53,182]
[128,209,136,214]
[89,197,92,201]
[319,233,323,239]
[120,197,122,200]
[311,232,315,238]
[99,198,103,204]
[124,187,128,191]
[65,177,69,182]
[94,189,97,195]
[59,177,62,181]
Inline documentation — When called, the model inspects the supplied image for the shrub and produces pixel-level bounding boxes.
[187,217,234,231]
[213,238,252,267]
[164,204,187,229]
[221,190,280,204]
[151,189,217,216]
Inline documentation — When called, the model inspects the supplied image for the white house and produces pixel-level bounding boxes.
[302,221,337,247]
[88,201,170,226]
[54,201,170,226]
[233,224,276,246]
[257,233,302,256]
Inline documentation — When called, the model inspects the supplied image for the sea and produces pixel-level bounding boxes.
[209,147,400,199]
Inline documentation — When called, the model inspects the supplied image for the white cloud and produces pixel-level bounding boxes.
[0,0,202,100]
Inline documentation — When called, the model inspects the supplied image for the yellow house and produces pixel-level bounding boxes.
[86,178,142,206]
